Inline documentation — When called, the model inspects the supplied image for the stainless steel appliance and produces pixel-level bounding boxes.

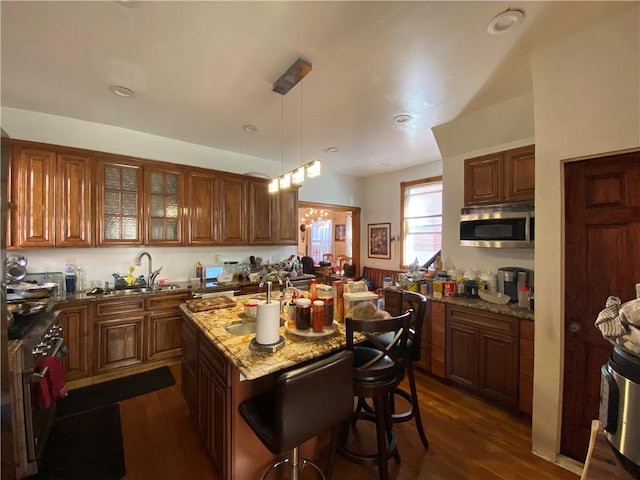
[497,267,533,302]
[459,202,534,248]
[600,346,640,477]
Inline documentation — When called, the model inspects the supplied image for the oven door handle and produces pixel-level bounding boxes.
[24,338,67,384]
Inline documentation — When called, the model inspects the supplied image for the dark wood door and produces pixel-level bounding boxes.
[275,187,298,244]
[562,152,640,461]
[58,303,92,381]
[248,179,273,245]
[218,174,247,245]
[477,329,518,407]
[187,171,218,245]
[446,320,478,390]
[56,152,93,247]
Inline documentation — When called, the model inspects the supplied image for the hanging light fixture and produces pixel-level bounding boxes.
[269,57,322,193]
[301,208,330,227]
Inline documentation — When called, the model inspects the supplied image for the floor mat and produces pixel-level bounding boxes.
[56,366,175,418]
[31,403,125,480]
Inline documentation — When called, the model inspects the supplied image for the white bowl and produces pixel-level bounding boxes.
[478,290,511,305]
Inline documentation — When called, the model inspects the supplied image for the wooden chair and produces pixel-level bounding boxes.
[322,253,333,264]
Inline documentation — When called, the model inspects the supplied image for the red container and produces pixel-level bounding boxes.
[443,281,456,297]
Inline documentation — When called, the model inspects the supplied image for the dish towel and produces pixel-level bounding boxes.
[37,377,52,409]
[40,356,68,401]
[595,295,640,355]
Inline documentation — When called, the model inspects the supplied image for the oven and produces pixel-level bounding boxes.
[8,308,66,477]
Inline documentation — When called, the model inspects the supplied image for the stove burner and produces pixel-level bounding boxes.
[8,312,47,340]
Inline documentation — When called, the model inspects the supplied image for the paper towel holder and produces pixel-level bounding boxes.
[249,336,285,353]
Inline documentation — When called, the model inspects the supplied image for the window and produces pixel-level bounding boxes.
[401,177,442,267]
[310,220,332,263]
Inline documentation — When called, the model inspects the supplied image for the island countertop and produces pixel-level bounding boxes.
[180,294,348,380]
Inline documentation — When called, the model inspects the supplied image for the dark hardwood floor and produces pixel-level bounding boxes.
[119,363,580,479]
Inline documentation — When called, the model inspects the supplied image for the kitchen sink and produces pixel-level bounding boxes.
[225,322,256,336]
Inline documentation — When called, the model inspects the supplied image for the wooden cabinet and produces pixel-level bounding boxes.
[430,301,446,378]
[274,188,298,244]
[464,144,535,206]
[144,164,185,245]
[519,319,534,415]
[218,174,247,245]
[10,142,93,248]
[181,313,199,418]
[58,302,92,381]
[197,333,230,477]
[446,305,519,408]
[187,170,218,245]
[146,292,189,362]
[248,179,274,245]
[96,157,144,246]
[94,297,146,374]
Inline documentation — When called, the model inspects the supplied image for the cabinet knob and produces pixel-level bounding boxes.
[567,321,583,333]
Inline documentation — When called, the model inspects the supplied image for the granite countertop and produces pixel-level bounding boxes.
[428,294,534,320]
[181,293,348,381]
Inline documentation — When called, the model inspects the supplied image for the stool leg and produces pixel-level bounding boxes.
[406,364,429,448]
[373,396,390,480]
[290,446,300,480]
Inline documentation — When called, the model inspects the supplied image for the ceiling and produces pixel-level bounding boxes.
[0,1,630,177]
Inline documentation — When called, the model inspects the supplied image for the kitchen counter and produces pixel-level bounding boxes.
[427,293,534,320]
[180,294,348,380]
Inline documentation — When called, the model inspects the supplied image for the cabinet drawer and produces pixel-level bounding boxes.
[148,292,189,310]
[447,305,518,337]
[199,334,229,386]
[96,297,145,316]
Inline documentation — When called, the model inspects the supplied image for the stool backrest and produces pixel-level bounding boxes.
[344,310,412,381]
[275,350,354,452]
[400,290,428,361]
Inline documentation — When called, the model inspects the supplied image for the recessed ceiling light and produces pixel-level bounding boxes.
[109,85,134,97]
[325,146,339,153]
[115,0,139,8]
[242,124,258,133]
[379,162,390,168]
[487,8,525,35]
[393,114,412,124]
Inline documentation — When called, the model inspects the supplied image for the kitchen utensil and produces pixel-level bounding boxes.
[10,282,58,299]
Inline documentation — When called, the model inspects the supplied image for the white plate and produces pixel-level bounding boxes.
[285,321,339,338]
[478,290,511,305]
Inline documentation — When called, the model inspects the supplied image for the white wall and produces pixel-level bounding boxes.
[530,5,639,463]
[361,162,442,270]
[1,107,362,283]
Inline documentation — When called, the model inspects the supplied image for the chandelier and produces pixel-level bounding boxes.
[301,208,330,227]
[268,58,322,193]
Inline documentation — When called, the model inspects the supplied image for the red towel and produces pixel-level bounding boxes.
[37,376,52,409]
[40,356,68,401]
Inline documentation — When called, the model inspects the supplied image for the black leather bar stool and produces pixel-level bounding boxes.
[338,310,412,480]
[239,350,354,480]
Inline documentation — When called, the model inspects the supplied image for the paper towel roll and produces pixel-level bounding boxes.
[255,302,281,345]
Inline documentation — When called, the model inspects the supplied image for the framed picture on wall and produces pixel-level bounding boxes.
[335,224,346,242]
[367,223,391,259]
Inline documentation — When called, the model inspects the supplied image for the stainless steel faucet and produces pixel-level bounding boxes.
[259,272,284,290]
[134,251,162,288]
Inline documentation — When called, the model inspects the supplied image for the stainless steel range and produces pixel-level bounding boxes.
[8,304,66,477]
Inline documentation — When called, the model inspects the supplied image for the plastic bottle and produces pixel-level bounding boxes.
[383,276,392,289]
[195,262,204,282]
[309,278,317,300]
[312,300,325,332]
[518,284,530,309]
[76,265,87,292]
[286,290,298,329]
[295,298,312,330]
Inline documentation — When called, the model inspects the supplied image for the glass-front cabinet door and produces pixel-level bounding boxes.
[145,165,185,245]
[96,158,144,246]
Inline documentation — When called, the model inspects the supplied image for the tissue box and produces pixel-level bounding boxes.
[343,291,379,315]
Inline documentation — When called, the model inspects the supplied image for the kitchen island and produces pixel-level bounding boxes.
[180,294,348,479]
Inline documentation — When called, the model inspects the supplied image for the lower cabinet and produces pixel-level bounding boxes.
[197,335,229,476]
[446,305,519,408]
[181,312,199,418]
[519,319,534,415]
[146,292,189,361]
[57,302,92,381]
[430,302,446,378]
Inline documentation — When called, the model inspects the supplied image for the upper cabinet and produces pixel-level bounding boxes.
[8,140,298,248]
[10,142,92,248]
[464,145,535,206]
[96,158,144,246]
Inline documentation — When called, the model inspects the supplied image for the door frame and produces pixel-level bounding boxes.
[298,201,361,275]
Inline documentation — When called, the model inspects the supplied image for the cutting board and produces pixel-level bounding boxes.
[186,296,236,312]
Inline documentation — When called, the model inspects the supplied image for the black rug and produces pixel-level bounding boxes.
[56,366,176,418]
[31,403,125,480]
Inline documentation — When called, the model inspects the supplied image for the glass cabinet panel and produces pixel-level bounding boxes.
[98,161,142,245]
[146,169,183,243]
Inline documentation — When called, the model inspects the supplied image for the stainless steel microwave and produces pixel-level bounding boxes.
[459,202,534,248]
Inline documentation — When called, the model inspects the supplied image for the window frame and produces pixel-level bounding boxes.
[400,175,443,269]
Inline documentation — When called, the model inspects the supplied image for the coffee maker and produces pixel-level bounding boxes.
[497,267,533,302]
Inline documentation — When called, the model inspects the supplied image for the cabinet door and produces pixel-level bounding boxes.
[187,171,218,245]
[94,315,145,374]
[218,174,247,245]
[147,310,182,362]
[275,187,298,244]
[477,329,518,407]
[96,158,144,245]
[504,145,535,202]
[6,146,16,248]
[430,302,446,378]
[198,344,215,453]
[464,153,503,206]
[248,179,274,245]
[519,319,534,415]
[14,146,56,247]
[58,303,92,381]
[145,166,185,245]
[56,153,93,247]
[446,320,478,390]
[181,314,199,418]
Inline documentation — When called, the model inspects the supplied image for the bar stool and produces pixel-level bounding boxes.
[338,310,412,480]
[239,351,354,480]
[359,290,429,448]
